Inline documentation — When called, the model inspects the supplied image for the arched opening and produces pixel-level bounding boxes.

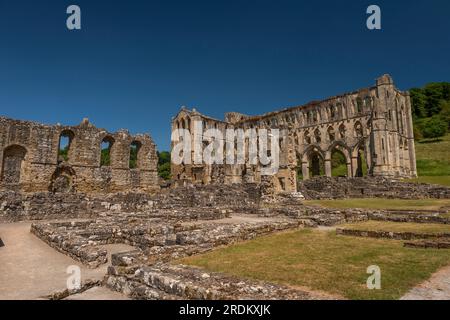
[354,122,363,138]
[330,147,348,177]
[310,151,324,177]
[314,129,321,143]
[364,96,372,109]
[356,98,363,114]
[327,126,335,142]
[100,136,114,167]
[304,130,311,144]
[355,146,368,177]
[339,124,346,139]
[330,105,335,119]
[1,145,27,184]
[50,165,76,193]
[58,130,74,163]
[129,141,142,169]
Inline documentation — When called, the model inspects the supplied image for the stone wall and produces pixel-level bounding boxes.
[297,177,450,199]
[0,183,260,222]
[0,117,159,193]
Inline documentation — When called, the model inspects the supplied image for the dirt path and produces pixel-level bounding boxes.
[0,222,131,300]
[401,264,450,300]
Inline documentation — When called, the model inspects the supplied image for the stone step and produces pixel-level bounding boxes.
[106,273,182,300]
[106,261,329,300]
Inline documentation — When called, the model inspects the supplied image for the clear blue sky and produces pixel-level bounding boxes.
[0,0,449,150]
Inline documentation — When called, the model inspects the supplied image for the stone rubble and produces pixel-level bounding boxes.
[106,262,338,300]
[1,176,449,299]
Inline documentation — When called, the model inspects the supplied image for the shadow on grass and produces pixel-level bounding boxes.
[418,138,444,144]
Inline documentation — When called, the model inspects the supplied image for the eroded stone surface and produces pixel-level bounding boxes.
[171,75,418,194]
[0,117,158,193]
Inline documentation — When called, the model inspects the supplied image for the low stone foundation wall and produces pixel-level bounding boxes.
[298,177,450,200]
[0,191,156,222]
[106,262,336,300]
[404,240,450,249]
[336,228,450,241]
[30,214,307,268]
[0,183,260,222]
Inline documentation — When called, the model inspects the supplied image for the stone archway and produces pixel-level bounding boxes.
[300,146,325,180]
[326,142,352,177]
[352,141,369,177]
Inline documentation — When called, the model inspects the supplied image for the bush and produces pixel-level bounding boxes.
[158,162,171,180]
[420,116,448,139]
[157,151,171,180]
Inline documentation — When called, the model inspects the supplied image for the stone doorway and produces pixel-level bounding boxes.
[1,145,27,184]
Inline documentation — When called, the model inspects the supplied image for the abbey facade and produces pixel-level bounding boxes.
[171,75,417,193]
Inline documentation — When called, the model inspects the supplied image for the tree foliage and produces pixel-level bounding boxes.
[157,151,171,180]
[410,82,450,140]
[420,116,448,139]
[101,148,111,166]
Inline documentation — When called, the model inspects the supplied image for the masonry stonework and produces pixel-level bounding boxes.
[0,117,159,193]
[171,75,417,193]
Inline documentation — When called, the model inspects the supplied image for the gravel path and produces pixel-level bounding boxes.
[401,264,450,300]
[0,221,131,300]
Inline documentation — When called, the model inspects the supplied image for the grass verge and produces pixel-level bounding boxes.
[304,198,450,211]
[179,229,450,300]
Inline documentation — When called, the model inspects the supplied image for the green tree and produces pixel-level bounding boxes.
[100,148,111,166]
[420,115,447,139]
[58,146,69,161]
[439,100,450,129]
[410,82,450,139]
[423,83,448,116]
[158,162,171,180]
[157,151,171,180]
[157,151,171,165]
[129,145,138,169]
[410,88,427,118]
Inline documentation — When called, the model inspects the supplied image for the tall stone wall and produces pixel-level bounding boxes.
[0,117,159,193]
[171,74,418,193]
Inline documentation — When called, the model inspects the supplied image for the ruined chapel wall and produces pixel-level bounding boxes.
[0,117,159,193]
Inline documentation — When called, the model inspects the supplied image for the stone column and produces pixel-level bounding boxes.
[351,157,358,177]
[405,94,418,177]
[325,159,332,177]
[302,162,309,180]
[346,162,352,177]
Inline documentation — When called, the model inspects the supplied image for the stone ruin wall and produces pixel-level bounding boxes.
[0,117,159,194]
[171,74,417,194]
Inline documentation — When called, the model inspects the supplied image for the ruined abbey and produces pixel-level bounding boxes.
[171,75,417,193]
[0,117,159,193]
[3,74,449,301]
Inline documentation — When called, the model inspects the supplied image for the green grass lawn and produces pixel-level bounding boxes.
[412,134,450,183]
[179,229,450,300]
[304,198,450,211]
[340,220,450,234]
[404,176,450,187]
